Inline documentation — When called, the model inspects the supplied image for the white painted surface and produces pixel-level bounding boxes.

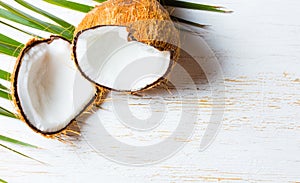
[1,0,300,182]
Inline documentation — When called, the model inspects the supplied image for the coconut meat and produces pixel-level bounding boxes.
[75,26,171,91]
[17,38,95,133]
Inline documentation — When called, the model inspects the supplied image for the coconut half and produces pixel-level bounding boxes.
[12,36,96,134]
[73,0,180,92]
[73,25,172,92]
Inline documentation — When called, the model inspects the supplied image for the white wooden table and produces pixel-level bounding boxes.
[1,0,300,182]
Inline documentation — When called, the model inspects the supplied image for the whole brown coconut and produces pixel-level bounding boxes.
[75,0,180,62]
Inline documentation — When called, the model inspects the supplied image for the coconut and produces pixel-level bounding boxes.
[11,36,96,134]
[73,0,180,92]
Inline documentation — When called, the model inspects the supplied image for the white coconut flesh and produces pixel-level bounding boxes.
[16,37,95,133]
[74,26,171,91]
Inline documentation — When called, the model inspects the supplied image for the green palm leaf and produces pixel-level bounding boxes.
[93,0,106,3]
[15,0,75,32]
[0,33,23,47]
[0,143,45,164]
[43,0,93,13]
[0,33,23,57]
[0,89,11,100]
[0,1,73,40]
[0,43,21,57]
[44,0,230,14]
[0,20,41,38]
[0,83,9,92]
[0,178,7,183]
[0,106,17,119]
[0,9,48,37]
[171,16,206,28]
[0,134,37,148]
[163,0,231,13]
[41,0,230,31]
[0,69,11,81]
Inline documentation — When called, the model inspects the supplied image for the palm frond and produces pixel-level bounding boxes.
[0,89,11,100]
[162,0,232,13]
[0,143,46,164]
[0,178,7,183]
[0,20,41,38]
[0,33,23,57]
[0,134,38,148]
[0,1,73,40]
[0,8,48,37]
[43,0,231,14]
[0,106,17,119]
[0,69,11,81]
[0,43,21,57]
[15,0,75,32]
[171,16,206,28]
[0,33,23,47]
[43,0,93,13]
[0,136,41,182]
[0,83,9,92]
[93,0,106,3]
